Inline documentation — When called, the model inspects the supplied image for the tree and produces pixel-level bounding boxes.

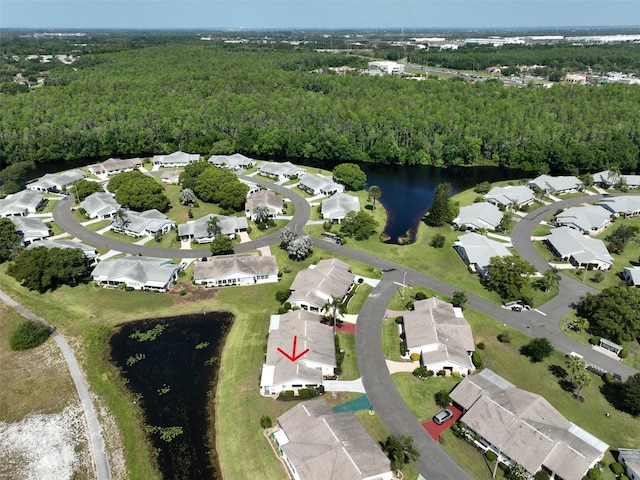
[498,212,513,233]
[367,185,382,210]
[340,210,378,241]
[279,227,298,250]
[452,291,468,308]
[179,161,211,191]
[322,295,346,332]
[506,464,530,480]
[430,233,446,248]
[260,415,272,429]
[73,179,103,201]
[0,218,22,263]
[108,171,170,212]
[209,235,234,255]
[484,255,536,299]
[382,435,420,474]
[426,182,458,227]
[193,167,248,211]
[576,285,640,343]
[9,320,51,351]
[179,188,196,206]
[521,337,554,363]
[413,366,433,379]
[253,203,271,224]
[434,389,451,409]
[537,267,561,293]
[287,236,313,261]
[565,354,586,384]
[275,289,291,304]
[332,163,367,191]
[621,373,640,416]
[207,216,222,237]
[573,370,591,399]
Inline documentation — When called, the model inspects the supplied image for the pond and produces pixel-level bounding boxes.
[109,312,233,480]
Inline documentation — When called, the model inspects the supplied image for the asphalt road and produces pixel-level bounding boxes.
[0,290,111,480]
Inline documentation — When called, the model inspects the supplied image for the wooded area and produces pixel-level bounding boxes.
[1,35,639,191]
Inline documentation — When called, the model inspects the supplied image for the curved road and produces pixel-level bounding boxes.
[0,290,111,480]
[52,180,637,479]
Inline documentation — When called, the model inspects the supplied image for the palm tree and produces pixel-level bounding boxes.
[367,185,382,210]
[541,267,561,293]
[382,435,420,474]
[113,208,128,228]
[574,370,592,400]
[565,354,586,384]
[323,295,346,332]
[206,216,222,238]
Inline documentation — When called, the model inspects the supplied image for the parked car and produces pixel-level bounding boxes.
[433,408,454,425]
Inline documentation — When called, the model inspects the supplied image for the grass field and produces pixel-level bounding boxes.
[346,282,373,314]
[336,332,360,380]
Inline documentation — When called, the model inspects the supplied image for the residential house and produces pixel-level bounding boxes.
[622,266,640,287]
[452,202,503,231]
[618,449,640,480]
[546,227,613,270]
[555,205,611,235]
[26,170,87,193]
[400,297,475,375]
[484,185,535,209]
[528,174,582,195]
[258,161,306,181]
[270,400,394,480]
[0,190,45,217]
[240,178,260,196]
[593,170,640,189]
[26,239,98,264]
[10,217,50,245]
[152,151,201,167]
[160,170,182,184]
[450,369,609,480]
[321,193,360,223]
[260,310,335,397]
[178,214,248,243]
[289,259,355,311]
[111,209,175,237]
[80,192,120,219]
[208,153,255,170]
[245,190,284,220]
[453,232,512,277]
[298,174,344,196]
[87,158,142,177]
[193,253,278,287]
[91,256,181,292]
[597,196,640,218]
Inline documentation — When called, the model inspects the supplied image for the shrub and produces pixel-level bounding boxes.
[430,234,446,248]
[497,331,511,343]
[278,390,295,400]
[77,207,87,217]
[533,471,550,480]
[9,320,51,351]
[476,342,485,350]
[125,286,135,291]
[358,277,364,284]
[485,450,497,462]
[589,336,600,345]
[619,349,629,359]
[472,351,483,368]
[602,372,619,385]
[413,366,433,379]
[610,463,625,476]
[437,369,447,377]
[452,371,461,378]
[499,462,509,472]
[406,301,414,311]
[394,316,404,325]
[584,467,602,480]
[413,291,428,300]
[275,289,291,304]
[260,415,272,429]
[409,352,421,362]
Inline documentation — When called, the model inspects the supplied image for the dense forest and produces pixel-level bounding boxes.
[1,34,639,192]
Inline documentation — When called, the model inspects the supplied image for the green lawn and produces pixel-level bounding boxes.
[531,223,553,237]
[336,332,359,380]
[392,373,461,422]
[162,184,224,224]
[382,317,409,362]
[248,219,288,241]
[346,282,373,314]
[83,219,111,232]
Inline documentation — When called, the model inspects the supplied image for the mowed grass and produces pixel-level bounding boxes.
[346,282,373,314]
[336,332,359,380]
[392,373,461,422]
[381,317,409,362]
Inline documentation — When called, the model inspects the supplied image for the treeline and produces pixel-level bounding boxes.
[1,42,639,192]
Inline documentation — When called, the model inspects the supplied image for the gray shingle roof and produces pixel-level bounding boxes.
[321,193,360,220]
[454,232,511,274]
[555,205,611,233]
[289,259,355,309]
[91,256,179,288]
[112,209,175,236]
[258,161,306,178]
[546,227,613,267]
[10,216,50,242]
[276,400,393,480]
[0,190,45,217]
[208,153,255,169]
[299,173,343,195]
[193,253,278,282]
[484,185,535,207]
[80,192,119,218]
[597,195,640,216]
[528,175,581,193]
[245,190,283,215]
[27,170,86,191]
[26,239,97,261]
[453,202,503,230]
[152,151,200,165]
[178,214,248,240]
[593,170,640,188]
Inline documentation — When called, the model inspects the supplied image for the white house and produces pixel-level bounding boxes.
[546,227,613,270]
[400,297,475,375]
[26,170,87,193]
[0,190,45,217]
[208,153,255,170]
[152,151,201,167]
[622,267,640,287]
[271,400,394,480]
[245,190,284,220]
[91,256,181,292]
[258,161,306,181]
[528,174,582,195]
[80,192,120,219]
[450,369,609,480]
[289,259,355,311]
[26,239,98,264]
[111,209,176,237]
[555,205,611,235]
[178,214,248,243]
[452,202,503,231]
[593,170,640,189]
[321,193,360,223]
[10,217,50,245]
[618,449,640,480]
[88,158,142,177]
[298,173,344,196]
[453,232,512,277]
[193,253,278,287]
[484,185,535,209]
[160,170,182,184]
[597,196,640,218]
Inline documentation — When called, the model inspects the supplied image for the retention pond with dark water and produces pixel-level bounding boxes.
[109,312,233,480]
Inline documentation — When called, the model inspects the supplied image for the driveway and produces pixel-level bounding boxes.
[422,405,463,441]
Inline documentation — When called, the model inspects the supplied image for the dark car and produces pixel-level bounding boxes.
[433,408,454,425]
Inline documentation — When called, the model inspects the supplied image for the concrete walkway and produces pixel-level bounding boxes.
[0,289,111,480]
[98,250,122,261]
[386,360,418,374]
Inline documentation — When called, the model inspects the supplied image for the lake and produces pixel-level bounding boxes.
[109,312,233,480]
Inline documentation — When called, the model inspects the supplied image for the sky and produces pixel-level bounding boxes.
[1,0,638,30]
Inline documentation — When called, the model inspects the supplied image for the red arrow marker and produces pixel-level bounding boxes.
[277,335,310,362]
